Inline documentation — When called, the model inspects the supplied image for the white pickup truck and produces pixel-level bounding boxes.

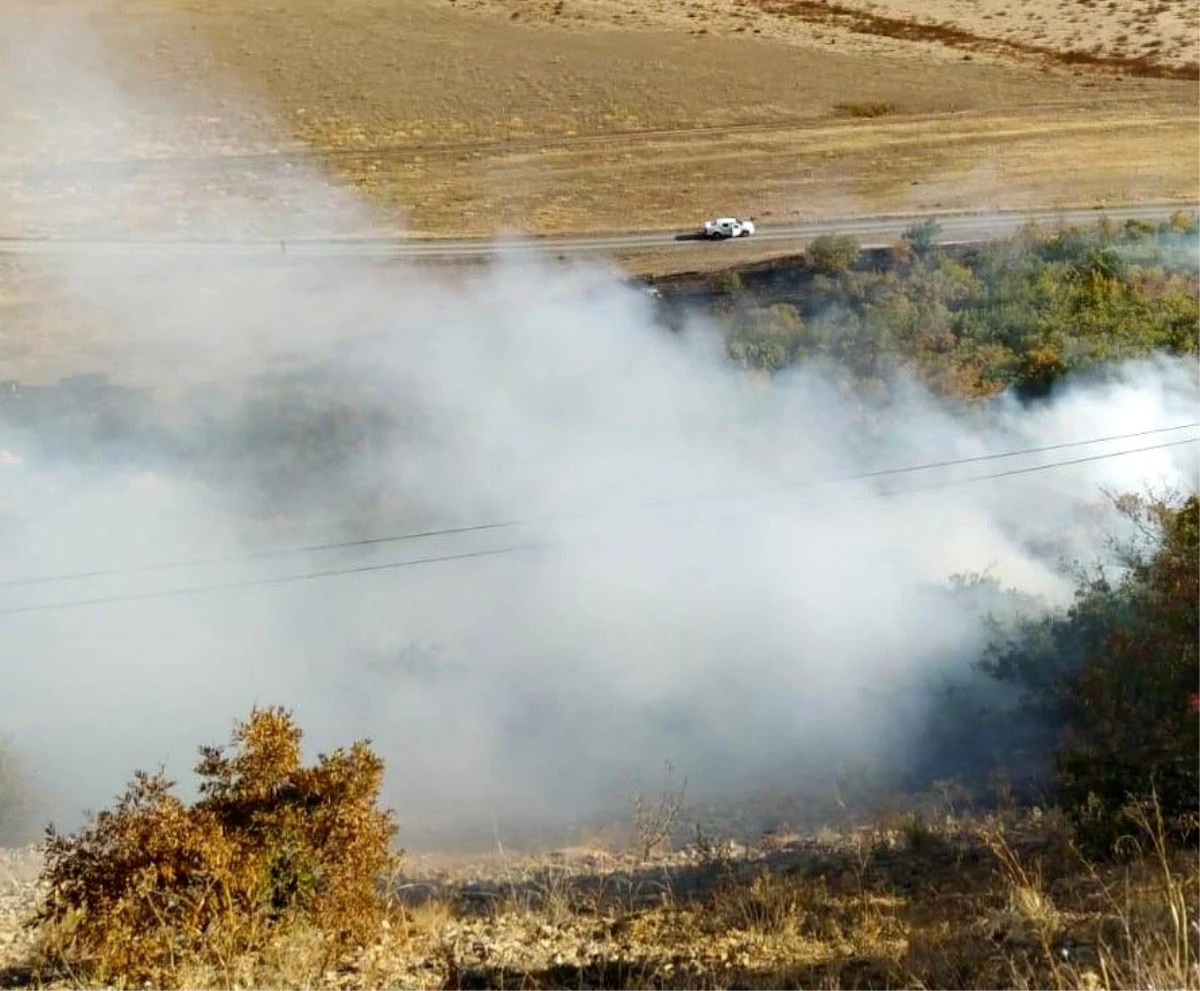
[702,217,755,239]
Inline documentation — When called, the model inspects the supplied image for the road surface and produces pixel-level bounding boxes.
[0,204,1192,259]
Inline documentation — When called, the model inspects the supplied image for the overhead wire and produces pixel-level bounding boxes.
[2,421,1196,588]
[1,434,1194,617]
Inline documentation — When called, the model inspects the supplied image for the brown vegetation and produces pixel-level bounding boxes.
[28,708,398,987]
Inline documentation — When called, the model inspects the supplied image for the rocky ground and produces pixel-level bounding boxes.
[0,848,42,981]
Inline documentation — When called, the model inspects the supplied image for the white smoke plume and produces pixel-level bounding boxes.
[0,4,1196,848]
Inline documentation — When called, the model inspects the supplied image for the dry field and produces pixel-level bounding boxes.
[0,0,1195,377]
[2,809,1197,989]
[0,0,1195,241]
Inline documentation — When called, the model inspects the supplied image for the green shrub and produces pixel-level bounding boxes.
[806,234,861,277]
[1123,218,1158,240]
[1057,495,1198,852]
[709,270,743,295]
[1012,344,1069,398]
[902,219,943,257]
[726,303,806,372]
[1167,209,1197,235]
[983,494,1199,855]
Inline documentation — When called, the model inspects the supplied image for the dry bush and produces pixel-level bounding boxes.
[30,706,400,986]
[833,100,898,118]
[983,830,1062,949]
[630,761,688,861]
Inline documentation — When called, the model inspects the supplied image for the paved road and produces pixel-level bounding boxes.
[0,203,1192,259]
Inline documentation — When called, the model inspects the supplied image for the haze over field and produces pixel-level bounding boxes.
[0,6,1197,848]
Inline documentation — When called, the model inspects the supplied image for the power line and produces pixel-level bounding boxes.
[2,421,1195,588]
[2,417,1200,587]
[869,436,1197,496]
[0,542,549,617]
[2,436,1194,618]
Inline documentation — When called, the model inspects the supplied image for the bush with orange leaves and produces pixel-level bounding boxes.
[32,706,400,984]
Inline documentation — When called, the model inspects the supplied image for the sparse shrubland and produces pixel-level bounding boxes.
[10,792,1196,989]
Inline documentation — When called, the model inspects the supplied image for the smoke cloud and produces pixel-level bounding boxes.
[1,4,1197,848]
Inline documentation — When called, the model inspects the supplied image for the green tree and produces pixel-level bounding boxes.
[1059,495,1198,845]
[716,216,1196,398]
[983,494,1199,854]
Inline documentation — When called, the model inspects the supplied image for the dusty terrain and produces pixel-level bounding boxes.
[0,0,1195,241]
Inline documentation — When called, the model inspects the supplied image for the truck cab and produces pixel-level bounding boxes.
[703,217,755,239]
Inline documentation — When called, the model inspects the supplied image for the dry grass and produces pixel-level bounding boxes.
[7,804,1198,990]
